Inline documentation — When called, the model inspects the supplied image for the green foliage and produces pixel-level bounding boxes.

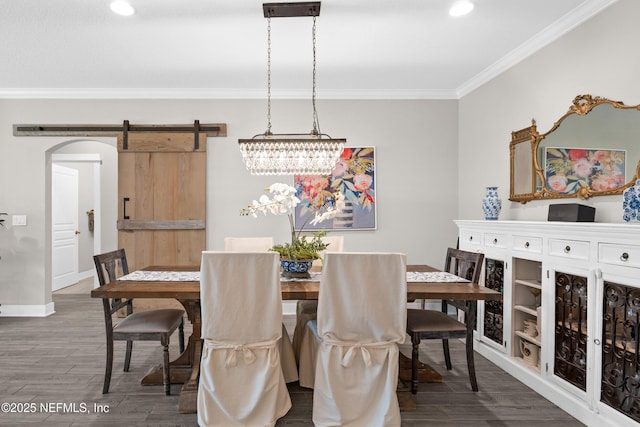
[271,231,328,261]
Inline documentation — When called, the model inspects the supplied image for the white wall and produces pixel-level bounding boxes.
[0,98,458,310]
[458,0,639,223]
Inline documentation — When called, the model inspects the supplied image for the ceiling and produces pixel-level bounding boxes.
[0,0,617,99]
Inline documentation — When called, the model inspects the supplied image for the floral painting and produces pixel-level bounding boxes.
[293,147,376,230]
[545,147,626,194]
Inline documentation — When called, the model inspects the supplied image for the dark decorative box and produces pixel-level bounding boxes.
[548,203,595,222]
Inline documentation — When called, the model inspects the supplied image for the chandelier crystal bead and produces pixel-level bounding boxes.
[238,137,345,176]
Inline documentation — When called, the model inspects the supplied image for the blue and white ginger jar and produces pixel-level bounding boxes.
[482,186,502,220]
[622,179,640,222]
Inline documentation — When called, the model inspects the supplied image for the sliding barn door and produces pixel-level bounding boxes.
[117,133,206,308]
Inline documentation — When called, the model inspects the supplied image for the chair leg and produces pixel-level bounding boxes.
[162,336,171,396]
[411,333,421,394]
[442,338,453,370]
[124,340,133,372]
[178,318,185,354]
[466,301,479,391]
[103,336,114,394]
[466,334,478,392]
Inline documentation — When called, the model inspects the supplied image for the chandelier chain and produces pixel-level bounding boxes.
[266,16,272,135]
[311,14,319,136]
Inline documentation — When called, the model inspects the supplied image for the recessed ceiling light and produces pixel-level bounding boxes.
[110,1,135,16]
[449,0,474,17]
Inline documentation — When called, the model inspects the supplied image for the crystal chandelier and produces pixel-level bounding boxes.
[238,2,346,175]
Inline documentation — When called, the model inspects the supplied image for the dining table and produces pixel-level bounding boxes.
[91,264,502,413]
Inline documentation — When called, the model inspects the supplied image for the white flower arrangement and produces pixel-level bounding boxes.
[241,183,344,260]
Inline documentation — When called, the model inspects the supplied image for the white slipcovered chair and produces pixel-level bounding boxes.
[298,252,407,427]
[223,236,298,384]
[197,252,291,427]
[292,235,344,362]
[224,236,274,252]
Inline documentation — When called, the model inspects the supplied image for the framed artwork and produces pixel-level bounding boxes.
[294,147,376,231]
[544,147,626,194]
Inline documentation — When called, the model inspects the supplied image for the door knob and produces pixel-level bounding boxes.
[75,230,81,235]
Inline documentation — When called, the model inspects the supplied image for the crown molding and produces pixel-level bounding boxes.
[0,87,459,100]
[456,0,618,98]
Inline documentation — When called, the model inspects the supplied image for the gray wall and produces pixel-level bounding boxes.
[458,0,639,222]
[4,0,636,311]
[0,99,458,308]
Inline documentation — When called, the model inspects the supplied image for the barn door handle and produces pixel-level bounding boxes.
[123,197,130,220]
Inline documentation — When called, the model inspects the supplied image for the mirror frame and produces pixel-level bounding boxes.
[510,94,640,203]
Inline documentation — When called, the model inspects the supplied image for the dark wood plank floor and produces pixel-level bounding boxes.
[0,293,584,426]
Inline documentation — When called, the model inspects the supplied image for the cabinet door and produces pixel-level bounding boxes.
[482,257,506,350]
[598,271,640,424]
[547,265,592,398]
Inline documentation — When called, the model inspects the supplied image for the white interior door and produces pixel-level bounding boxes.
[52,163,79,291]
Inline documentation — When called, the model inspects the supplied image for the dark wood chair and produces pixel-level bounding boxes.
[94,249,185,395]
[406,248,484,394]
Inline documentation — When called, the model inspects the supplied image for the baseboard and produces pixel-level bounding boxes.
[0,302,56,317]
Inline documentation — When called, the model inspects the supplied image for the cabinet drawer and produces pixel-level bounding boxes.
[598,243,640,269]
[484,233,507,248]
[460,230,481,247]
[512,235,542,254]
[549,239,589,260]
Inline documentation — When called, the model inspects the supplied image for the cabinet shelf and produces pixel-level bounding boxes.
[515,279,542,290]
[515,330,541,346]
[514,304,539,316]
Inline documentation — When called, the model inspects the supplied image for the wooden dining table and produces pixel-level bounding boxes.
[91,264,502,413]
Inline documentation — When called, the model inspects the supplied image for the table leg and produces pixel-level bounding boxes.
[178,338,202,414]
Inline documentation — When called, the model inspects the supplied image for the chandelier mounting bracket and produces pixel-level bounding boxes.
[263,2,321,18]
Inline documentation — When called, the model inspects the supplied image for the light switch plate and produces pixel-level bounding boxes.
[12,215,27,226]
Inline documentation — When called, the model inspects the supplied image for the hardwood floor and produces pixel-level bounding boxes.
[0,293,584,426]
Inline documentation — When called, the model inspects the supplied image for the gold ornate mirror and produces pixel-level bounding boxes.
[510,95,640,203]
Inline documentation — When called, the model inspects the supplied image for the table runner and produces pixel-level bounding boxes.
[406,271,469,283]
[118,270,468,283]
[118,271,200,281]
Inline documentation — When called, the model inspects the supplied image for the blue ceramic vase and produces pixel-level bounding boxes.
[482,187,502,220]
[622,179,640,222]
[280,259,313,279]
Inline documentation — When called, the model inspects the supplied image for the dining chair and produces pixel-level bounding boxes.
[223,236,298,384]
[298,252,407,427]
[198,251,291,427]
[405,247,484,394]
[292,235,344,362]
[94,249,185,395]
[224,236,274,252]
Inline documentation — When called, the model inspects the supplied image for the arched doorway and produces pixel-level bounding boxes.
[47,139,117,294]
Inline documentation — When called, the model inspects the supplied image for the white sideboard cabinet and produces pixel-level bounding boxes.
[455,220,640,427]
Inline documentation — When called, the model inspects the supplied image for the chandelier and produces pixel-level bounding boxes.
[238,2,346,175]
